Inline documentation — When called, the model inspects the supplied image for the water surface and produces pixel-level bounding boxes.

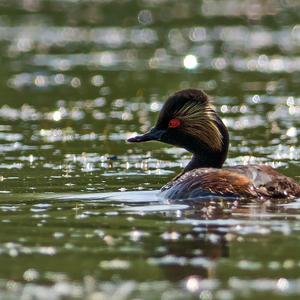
[0,0,300,299]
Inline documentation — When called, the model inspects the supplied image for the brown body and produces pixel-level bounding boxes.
[160,165,300,200]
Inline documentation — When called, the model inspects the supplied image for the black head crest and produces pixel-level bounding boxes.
[156,89,223,151]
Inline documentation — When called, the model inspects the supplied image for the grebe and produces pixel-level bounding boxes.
[128,89,300,200]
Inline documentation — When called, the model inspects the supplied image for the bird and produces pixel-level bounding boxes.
[127,89,300,200]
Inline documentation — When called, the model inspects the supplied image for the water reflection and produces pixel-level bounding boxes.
[2,188,300,299]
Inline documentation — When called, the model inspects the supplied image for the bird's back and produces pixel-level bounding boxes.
[160,165,300,200]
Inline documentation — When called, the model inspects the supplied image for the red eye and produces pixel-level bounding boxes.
[168,118,181,128]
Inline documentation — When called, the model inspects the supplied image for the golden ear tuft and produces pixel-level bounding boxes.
[173,100,223,151]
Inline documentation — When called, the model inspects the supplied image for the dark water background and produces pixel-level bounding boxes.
[0,0,300,299]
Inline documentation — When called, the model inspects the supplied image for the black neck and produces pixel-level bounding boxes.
[184,153,223,172]
[183,116,229,172]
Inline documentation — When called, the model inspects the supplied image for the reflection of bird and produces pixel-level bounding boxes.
[128,89,300,200]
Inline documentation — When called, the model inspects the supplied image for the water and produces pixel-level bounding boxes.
[0,0,300,299]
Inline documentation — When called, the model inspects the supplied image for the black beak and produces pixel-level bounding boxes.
[127,128,165,143]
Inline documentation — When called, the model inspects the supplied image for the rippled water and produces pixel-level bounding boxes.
[0,0,300,299]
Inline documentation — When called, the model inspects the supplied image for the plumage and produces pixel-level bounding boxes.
[160,165,300,200]
[128,89,300,200]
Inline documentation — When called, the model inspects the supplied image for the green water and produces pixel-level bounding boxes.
[0,0,300,299]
